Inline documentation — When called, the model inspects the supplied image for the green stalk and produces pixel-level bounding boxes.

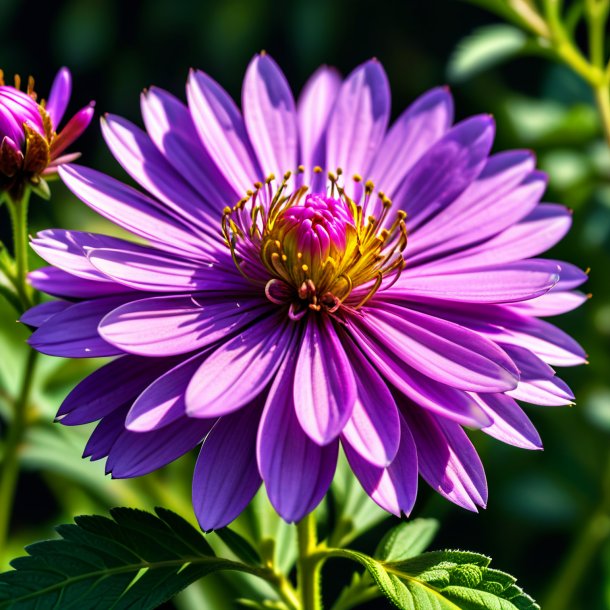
[297,512,323,610]
[5,189,33,311]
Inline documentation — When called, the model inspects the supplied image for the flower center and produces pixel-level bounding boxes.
[222,169,407,319]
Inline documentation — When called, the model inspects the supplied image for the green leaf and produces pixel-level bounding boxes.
[215,527,262,566]
[330,548,539,610]
[447,24,529,83]
[375,519,439,561]
[0,507,265,609]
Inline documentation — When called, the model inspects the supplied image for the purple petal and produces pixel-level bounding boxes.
[101,114,220,239]
[51,103,95,157]
[141,87,238,204]
[21,300,71,327]
[187,69,262,194]
[360,303,519,392]
[257,351,338,522]
[394,260,560,304]
[402,405,487,511]
[88,245,246,293]
[343,414,418,517]
[193,401,263,531]
[394,115,495,230]
[186,313,296,418]
[416,204,572,274]
[474,393,542,449]
[46,67,71,127]
[106,415,216,478]
[243,54,298,178]
[340,338,400,467]
[29,267,132,298]
[368,86,454,200]
[126,352,208,431]
[84,405,129,461]
[509,290,589,317]
[325,60,390,178]
[408,150,541,260]
[297,66,341,180]
[502,343,574,405]
[28,296,132,358]
[100,295,270,356]
[294,316,356,445]
[58,355,176,424]
[347,317,492,427]
[59,164,218,260]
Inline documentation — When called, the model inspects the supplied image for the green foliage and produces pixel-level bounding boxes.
[334,548,539,610]
[0,507,262,609]
[375,519,440,562]
[447,24,530,83]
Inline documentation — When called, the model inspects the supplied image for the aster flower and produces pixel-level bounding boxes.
[22,54,586,531]
[0,67,94,201]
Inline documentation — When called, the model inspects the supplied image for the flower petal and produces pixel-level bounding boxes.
[29,267,132,298]
[193,402,263,531]
[46,67,71,127]
[338,336,400,466]
[257,351,338,522]
[344,414,418,517]
[243,53,298,178]
[297,66,341,179]
[294,316,357,445]
[21,300,71,327]
[368,86,454,200]
[100,295,270,356]
[28,296,131,357]
[326,60,390,179]
[186,313,296,418]
[187,69,262,193]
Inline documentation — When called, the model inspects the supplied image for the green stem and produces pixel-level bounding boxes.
[594,84,610,146]
[0,347,37,564]
[5,189,33,311]
[297,512,323,610]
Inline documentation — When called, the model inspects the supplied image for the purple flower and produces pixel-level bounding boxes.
[23,55,586,530]
[0,67,94,200]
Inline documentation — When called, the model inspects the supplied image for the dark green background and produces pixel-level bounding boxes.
[1,1,609,609]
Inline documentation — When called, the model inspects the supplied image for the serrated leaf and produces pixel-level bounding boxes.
[447,24,529,83]
[375,519,440,561]
[0,507,263,609]
[332,548,539,610]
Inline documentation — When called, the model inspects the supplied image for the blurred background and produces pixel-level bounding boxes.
[1,0,609,608]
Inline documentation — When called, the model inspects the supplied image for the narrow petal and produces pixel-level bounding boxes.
[141,87,238,205]
[100,295,270,356]
[106,416,215,478]
[509,290,589,317]
[59,164,216,259]
[243,54,298,178]
[126,352,208,431]
[344,415,418,517]
[51,103,95,157]
[186,314,296,418]
[394,260,560,304]
[88,245,245,293]
[294,316,357,445]
[340,337,401,467]
[46,67,72,127]
[193,402,263,531]
[58,355,176,424]
[257,352,338,522]
[101,114,220,239]
[368,86,454,200]
[28,296,131,357]
[29,267,132,298]
[187,69,262,194]
[326,60,390,179]
[21,300,71,327]
[474,393,542,449]
[297,66,341,179]
[402,406,487,511]
[360,304,519,392]
[83,405,129,461]
[393,116,495,230]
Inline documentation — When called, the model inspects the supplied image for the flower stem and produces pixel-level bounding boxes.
[0,347,37,565]
[297,512,323,610]
[5,189,33,311]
